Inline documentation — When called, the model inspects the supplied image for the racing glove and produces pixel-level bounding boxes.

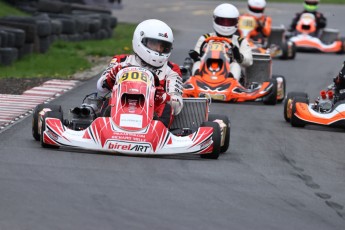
[230,42,244,64]
[155,86,171,105]
[101,64,122,91]
[102,78,113,91]
[256,20,264,32]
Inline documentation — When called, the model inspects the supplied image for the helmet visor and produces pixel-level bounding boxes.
[142,38,172,54]
[248,5,265,14]
[304,1,319,11]
[214,16,238,27]
[304,3,319,11]
[305,0,319,5]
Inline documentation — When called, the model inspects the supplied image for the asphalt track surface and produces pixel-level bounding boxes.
[1,1,345,229]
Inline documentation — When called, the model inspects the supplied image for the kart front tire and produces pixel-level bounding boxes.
[263,78,278,105]
[40,111,63,149]
[32,103,62,141]
[336,37,345,54]
[208,114,230,154]
[272,75,286,103]
[200,121,221,159]
[291,96,309,128]
[284,92,308,122]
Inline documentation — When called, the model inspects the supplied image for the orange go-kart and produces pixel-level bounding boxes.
[288,13,345,53]
[284,90,345,128]
[182,36,285,104]
[238,15,296,60]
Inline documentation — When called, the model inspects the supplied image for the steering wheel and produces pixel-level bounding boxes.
[199,36,232,57]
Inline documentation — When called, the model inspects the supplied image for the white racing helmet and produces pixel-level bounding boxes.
[213,3,240,37]
[248,0,266,18]
[132,19,173,68]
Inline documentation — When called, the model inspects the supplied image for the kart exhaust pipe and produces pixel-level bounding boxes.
[71,107,81,115]
[71,107,91,116]
[80,107,91,116]
[327,91,334,100]
[320,90,327,99]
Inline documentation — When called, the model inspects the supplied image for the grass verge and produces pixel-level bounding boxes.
[0,23,135,79]
[0,0,29,17]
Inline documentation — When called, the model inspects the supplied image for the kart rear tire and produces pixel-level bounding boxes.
[208,114,230,154]
[40,111,63,149]
[280,41,289,60]
[336,37,345,54]
[272,75,286,103]
[200,121,221,159]
[32,103,62,141]
[263,78,277,105]
[289,42,297,59]
[284,92,308,122]
[291,96,309,128]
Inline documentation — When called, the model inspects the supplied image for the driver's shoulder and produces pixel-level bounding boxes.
[112,54,131,62]
[202,32,215,39]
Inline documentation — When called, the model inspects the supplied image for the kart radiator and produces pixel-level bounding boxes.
[171,98,208,129]
[320,28,339,44]
[268,27,285,47]
[245,53,272,85]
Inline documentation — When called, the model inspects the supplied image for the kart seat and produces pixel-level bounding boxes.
[206,58,222,72]
[121,93,145,111]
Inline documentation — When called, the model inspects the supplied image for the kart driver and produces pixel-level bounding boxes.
[240,0,272,41]
[289,0,327,36]
[97,19,183,128]
[186,3,253,83]
[333,61,345,103]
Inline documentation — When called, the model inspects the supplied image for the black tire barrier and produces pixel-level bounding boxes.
[37,0,72,14]
[74,17,87,34]
[5,32,15,48]
[0,26,26,48]
[18,42,34,59]
[70,3,111,15]
[51,20,62,35]
[38,36,51,53]
[89,19,101,33]
[0,47,18,66]
[0,2,118,65]
[0,30,9,48]
[59,18,76,35]
[0,19,37,43]
[110,16,117,29]
[36,19,52,37]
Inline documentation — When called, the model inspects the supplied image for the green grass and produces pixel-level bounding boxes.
[0,0,29,16]
[0,23,135,78]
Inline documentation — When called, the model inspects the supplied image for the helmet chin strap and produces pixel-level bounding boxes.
[134,54,164,69]
[215,32,232,38]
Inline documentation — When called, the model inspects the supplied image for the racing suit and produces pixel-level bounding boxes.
[289,10,327,36]
[241,13,272,40]
[97,54,183,128]
[333,61,345,103]
[191,32,253,82]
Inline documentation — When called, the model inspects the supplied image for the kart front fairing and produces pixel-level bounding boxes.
[42,116,215,155]
[184,76,274,102]
[294,101,345,126]
[290,34,342,53]
[41,66,217,155]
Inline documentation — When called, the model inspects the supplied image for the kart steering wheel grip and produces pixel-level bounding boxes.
[189,49,200,62]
